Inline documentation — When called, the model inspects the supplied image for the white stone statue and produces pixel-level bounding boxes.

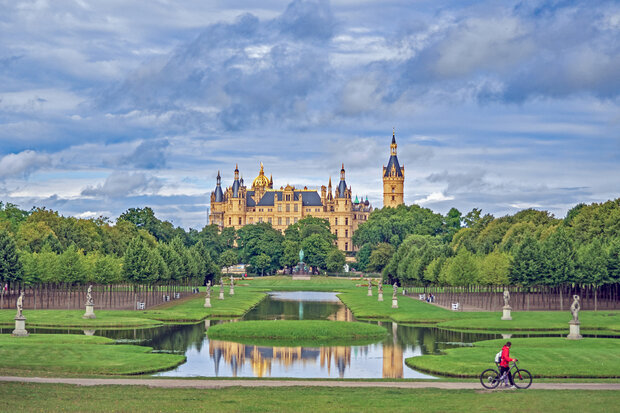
[220,277,224,289]
[230,275,234,288]
[86,285,93,306]
[378,283,383,294]
[503,288,510,307]
[392,283,398,299]
[16,292,24,318]
[570,295,580,323]
[206,281,211,298]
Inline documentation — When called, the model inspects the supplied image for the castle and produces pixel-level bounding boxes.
[209,132,404,251]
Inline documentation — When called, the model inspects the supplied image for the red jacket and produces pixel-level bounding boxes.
[500,345,515,367]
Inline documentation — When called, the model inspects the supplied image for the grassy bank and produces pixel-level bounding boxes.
[1,383,620,413]
[207,320,387,346]
[0,334,185,376]
[405,337,620,378]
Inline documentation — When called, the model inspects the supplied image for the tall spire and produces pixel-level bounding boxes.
[391,130,397,155]
[234,164,239,180]
[340,163,345,181]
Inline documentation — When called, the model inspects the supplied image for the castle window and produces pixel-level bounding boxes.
[335,229,338,237]
[268,218,272,224]
[345,229,348,237]
[286,217,290,225]
[238,217,242,225]
[294,218,298,223]
[345,217,348,225]
[278,205,282,212]
[286,204,290,212]
[335,218,338,226]
[229,217,232,225]
[286,194,290,201]
[278,217,282,225]
[392,187,395,193]
[345,242,348,251]
[294,204,298,212]
[392,196,395,201]
[268,208,272,212]
[259,217,263,223]
[354,214,356,220]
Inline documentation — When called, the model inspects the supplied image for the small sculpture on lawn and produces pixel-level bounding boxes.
[16,292,24,318]
[299,249,304,263]
[503,288,510,307]
[392,283,398,299]
[570,295,580,323]
[206,281,211,298]
[86,284,94,306]
[367,280,372,296]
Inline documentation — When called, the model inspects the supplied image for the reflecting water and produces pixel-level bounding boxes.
[6,291,602,378]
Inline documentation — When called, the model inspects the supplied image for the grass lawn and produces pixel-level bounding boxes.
[0,334,185,376]
[405,337,620,378]
[1,383,619,413]
[245,275,362,291]
[207,320,387,346]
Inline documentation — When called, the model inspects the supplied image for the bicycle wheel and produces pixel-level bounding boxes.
[513,369,532,389]
[480,369,500,389]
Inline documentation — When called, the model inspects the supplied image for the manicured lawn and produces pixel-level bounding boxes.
[245,275,362,291]
[405,337,620,378]
[1,383,619,412]
[207,320,387,346]
[0,334,185,376]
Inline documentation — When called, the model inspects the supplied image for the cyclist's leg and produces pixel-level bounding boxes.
[507,369,515,386]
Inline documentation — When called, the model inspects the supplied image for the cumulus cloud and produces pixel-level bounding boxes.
[81,171,162,198]
[426,170,487,193]
[0,150,50,180]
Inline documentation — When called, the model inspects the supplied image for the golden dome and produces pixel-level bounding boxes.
[252,162,270,189]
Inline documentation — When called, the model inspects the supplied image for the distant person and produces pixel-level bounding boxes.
[499,341,518,388]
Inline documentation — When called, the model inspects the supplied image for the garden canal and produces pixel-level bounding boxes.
[17,292,528,379]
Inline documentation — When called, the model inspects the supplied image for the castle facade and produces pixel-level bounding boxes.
[209,132,404,251]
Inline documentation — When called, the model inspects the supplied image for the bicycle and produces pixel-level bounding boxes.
[480,361,532,389]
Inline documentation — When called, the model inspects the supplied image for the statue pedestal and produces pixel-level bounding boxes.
[83,329,96,336]
[229,288,235,296]
[501,306,512,321]
[367,287,372,296]
[219,290,224,300]
[567,320,582,340]
[204,297,211,308]
[12,316,28,337]
[392,299,398,309]
[83,303,96,319]
[378,293,383,302]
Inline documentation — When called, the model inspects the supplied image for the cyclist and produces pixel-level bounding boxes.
[499,341,517,389]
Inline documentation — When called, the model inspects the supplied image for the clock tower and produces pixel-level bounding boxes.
[382,130,404,208]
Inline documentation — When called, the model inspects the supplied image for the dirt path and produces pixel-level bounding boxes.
[1,376,618,390]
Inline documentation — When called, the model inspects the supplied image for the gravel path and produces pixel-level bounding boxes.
[1,376,619,390]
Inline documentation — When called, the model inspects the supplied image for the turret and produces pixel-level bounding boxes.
[232,164,240,198]
[383,130,404,207]
[214,171,224,202]
[337,164,348,198]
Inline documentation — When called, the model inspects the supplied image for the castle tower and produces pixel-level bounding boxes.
[383,130,404,208]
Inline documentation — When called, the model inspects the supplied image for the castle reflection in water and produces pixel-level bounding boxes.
[207,306,404,379]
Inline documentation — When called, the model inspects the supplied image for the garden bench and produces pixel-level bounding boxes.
[136,302,145,310]
[451,302,460,311]
[419,294,426,300]
[174,292,181,299]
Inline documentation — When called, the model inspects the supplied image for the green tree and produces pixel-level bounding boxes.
[123,238,151,284]
[0,230,22,284]
[443,247,479,286]
[252,253,271,276]
[540,227,575,286]
[576,239,609,310]
[280,240,300,274]
[219,250,238,275]
[510,234,542,286]
[326,249,346,273]
[355,243,372,272]
[58,245,88,284]
[367,243,394,274]
[301,233,332,273]
[478,250,511,285]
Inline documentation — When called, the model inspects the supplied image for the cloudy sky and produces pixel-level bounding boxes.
[1,0,619,229]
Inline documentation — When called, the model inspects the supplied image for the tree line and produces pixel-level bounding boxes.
[353,199,620,289]
[0,204,346,288]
